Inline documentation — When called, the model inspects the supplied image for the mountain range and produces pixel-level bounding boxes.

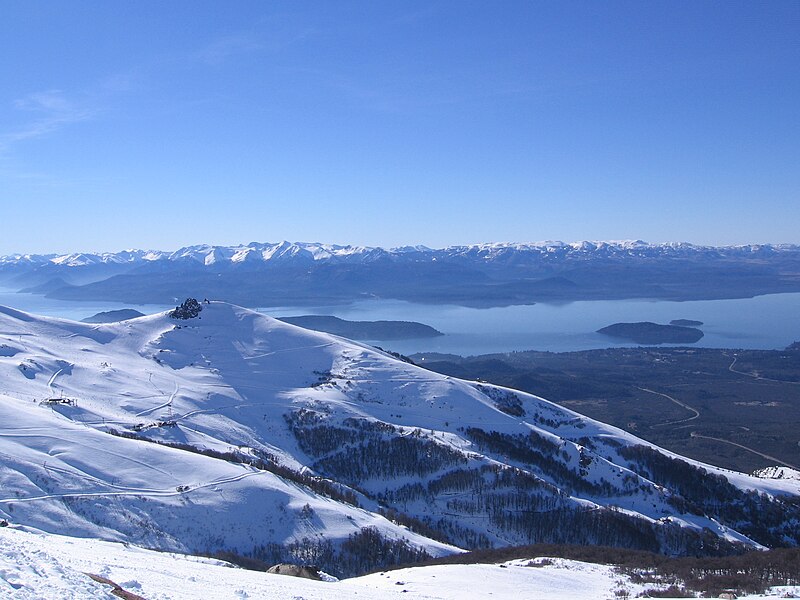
[1,301,799,579]
[2,240,800,307]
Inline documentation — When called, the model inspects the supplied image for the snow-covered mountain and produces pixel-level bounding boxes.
[1,301,798,578]
[2,240,799,269]
[3,240,800,307]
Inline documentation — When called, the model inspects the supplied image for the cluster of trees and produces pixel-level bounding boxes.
[285,413,364,455]
[339,527,432,575]
[465,427,616,495]
[249,527,431,578]
[476,384,525,416]
[385,465,737,556]
[220,532,800,591]
[286,410,467,483]
[615,548,800,596]
[397,543,800,597]
[315,436,467,482]
[285,412,797,557]
[618,444,800,546]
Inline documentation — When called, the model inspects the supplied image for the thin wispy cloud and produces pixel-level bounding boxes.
[195,33,265,66]
[1,89,93,150]
[390,2,445,26]
[0,68,143,155]
[189,9,320,68]
[283,64,585,115]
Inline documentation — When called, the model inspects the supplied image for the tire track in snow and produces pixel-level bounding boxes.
[0,432,175,478]
[46,368,64,397]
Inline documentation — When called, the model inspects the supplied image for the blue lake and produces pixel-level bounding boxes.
[0,288,173,325]
[260,294,800,355]
[1,287,798,356]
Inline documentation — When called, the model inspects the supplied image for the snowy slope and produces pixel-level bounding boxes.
[4,526,800,600]
[0,526,684,600]
[0,302,799,575]
[0,526,649,600]
[0,384,450,556]
[0,303,460,572]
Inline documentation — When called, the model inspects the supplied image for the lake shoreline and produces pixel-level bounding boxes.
[1,288,798,356]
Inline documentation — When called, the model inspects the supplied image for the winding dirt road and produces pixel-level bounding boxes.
[690,432,799,470]
[639,387,700,427]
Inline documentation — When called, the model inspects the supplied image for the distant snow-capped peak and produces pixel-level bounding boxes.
[1,240,797,269]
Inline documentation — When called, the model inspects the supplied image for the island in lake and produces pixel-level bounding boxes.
[81,309,146,323]
[277,315,444,340]
[670,319,704,327]
[597,321,704,345]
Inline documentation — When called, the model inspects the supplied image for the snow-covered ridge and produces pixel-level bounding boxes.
[2,240,798,268]
[0,302,798,577]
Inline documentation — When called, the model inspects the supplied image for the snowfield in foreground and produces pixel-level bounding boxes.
[2,526,799,600]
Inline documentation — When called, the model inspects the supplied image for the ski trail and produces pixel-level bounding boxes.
[0,467,266,505]
[0,433,176,477]
[46,368,64,397]
[134,382,179,417]
[241,342,336,360]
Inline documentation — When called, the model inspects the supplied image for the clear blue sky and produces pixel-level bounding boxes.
[1,1,798,254]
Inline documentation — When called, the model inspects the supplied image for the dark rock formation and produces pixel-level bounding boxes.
[266,564,322,580]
